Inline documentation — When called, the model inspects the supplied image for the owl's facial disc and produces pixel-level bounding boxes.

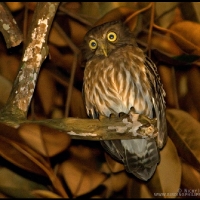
[91,40,108,57]
[88,31,118,57]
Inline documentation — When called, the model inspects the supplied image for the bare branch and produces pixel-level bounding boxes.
[21,111,158,141]
[0,2,60,121]
[0,2,23,48]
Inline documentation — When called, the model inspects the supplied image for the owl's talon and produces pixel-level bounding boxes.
[119,112,128,118]
[99,114,107,121]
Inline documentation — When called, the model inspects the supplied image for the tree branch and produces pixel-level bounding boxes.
[0,2,23,48]
[21,111,158,141]
[0,2,60,121]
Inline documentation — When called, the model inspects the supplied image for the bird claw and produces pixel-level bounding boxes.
[138,124,158,138]
[128,110,158,138]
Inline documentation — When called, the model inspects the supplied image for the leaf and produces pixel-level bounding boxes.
[103,152,125,173]
[35,68,57,117]
[166,108,200,172]
[68,85,88,118]
[138,31,184,57]
[5,2,24,12]
[31,190,62,198]
[57,158,107,197]
[94,6,138,32]
[0,122,69,197]
[147,137,182,198]
[18,122,71,157]
[101,170,129,195]
[181,160,200,191]
[155,2,179,28]
[173,54,200,64]
[170,20,200,56]
[126,178,153,198]
[0,120,71,158]
[187,66,200,113]
[0,167,49,198]
[157,64,179,109]
[0,75,12,107]
[0,135,49,177]
[151,49,192,68]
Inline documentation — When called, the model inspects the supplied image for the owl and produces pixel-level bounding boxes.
[81,20,167,181]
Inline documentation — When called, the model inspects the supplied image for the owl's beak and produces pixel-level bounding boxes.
[102,48,108,57]
[100,43,108,57]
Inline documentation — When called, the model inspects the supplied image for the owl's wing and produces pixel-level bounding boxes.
[100,140,124,163]
[101,138,159,181]
[145,56,167,148]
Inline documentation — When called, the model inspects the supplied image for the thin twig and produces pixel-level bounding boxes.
[146,2,154,57]
[124,2,153,26]
[153,23,200,53]
[58,4,93,27]
[0,2,23,48]
[52,22,80,117]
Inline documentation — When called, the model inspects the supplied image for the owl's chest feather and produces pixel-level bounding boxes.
[83,46,153,117]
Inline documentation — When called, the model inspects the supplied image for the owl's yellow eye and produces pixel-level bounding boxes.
[107,32,117,42]
[89,39,97,50]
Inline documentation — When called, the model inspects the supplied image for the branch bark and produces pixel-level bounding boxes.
[0,2,23,48]
[0,2,60,121]
[21,112,158,141]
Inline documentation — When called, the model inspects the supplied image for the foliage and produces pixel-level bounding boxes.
[0,2,200,198]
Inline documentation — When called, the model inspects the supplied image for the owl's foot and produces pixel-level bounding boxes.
[128,110,158,138]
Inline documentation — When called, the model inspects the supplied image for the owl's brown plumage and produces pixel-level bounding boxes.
[82,20,167,181]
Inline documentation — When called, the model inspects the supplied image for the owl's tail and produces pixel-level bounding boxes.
[101,138,159,181]
[121,138,159,181]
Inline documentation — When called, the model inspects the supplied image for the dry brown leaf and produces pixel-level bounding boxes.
[157,65,179,109]
[18,123,71,157]
[94,6,138,31]
[0,52,20,83]
[57,158,107,197]
[126,178,154,198]
[31,190,62,198]
[169,20,200,55]
[68,86,88,118]
[147,137,181,198]
[138,31,184,56]
[49,21,88,47]
[68,18,89,46]
[0,122,69,197]
[49,27,69,47]
[48,44,84,82]
[102,170,129,196]
[0,135,49,177]
[181,160,200,192]
[103,152,125,173]
[187,66,200,114]
[0,75,12,107]
[35,68,58,117]
[0,120,71,158]
[166,108,200,172]
[0,167,49,198]
[5,2,24,12]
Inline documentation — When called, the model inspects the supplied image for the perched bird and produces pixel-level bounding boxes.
[81,20,167,181]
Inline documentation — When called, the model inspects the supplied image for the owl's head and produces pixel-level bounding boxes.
[81,20,136,61]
